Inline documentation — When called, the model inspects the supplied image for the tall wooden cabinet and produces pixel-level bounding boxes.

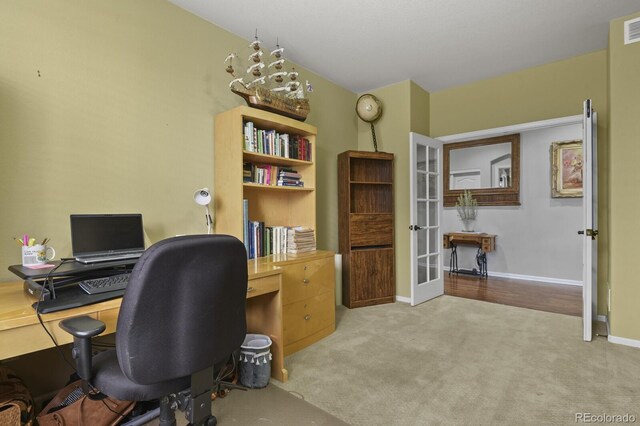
[338,151,395,308]
[215,106,335,355]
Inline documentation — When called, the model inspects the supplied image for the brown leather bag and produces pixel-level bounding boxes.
[37,380,135,426]
[0,366,34,426]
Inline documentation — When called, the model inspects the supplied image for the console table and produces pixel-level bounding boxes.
[443,232,497,277]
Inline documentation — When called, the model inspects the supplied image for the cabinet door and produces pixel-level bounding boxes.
[349,248,394,305]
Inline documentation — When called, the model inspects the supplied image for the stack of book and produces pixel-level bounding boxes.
[277,168,303,187]
[242,163,304,187]
[287,227,316,254]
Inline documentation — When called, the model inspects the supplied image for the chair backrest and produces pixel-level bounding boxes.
[115,234,247,385]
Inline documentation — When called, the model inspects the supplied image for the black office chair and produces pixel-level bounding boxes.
[59,234,248,426]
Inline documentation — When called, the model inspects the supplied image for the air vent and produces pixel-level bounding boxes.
[624,16,640,45]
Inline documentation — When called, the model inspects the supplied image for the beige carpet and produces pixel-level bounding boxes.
[273,296,640,426]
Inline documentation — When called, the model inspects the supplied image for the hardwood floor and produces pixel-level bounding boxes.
[444,273,582,317]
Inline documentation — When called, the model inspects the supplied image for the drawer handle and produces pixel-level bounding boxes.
[303,279,309,284]
[304,314,311,321]
[247,287,255,293]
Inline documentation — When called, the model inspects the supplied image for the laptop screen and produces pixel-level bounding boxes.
[71,214,145,258]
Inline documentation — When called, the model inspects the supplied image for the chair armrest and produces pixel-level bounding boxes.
[59,316,106,381]
[59,316,106,338]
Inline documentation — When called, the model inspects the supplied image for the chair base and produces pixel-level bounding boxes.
[121,367,218,426]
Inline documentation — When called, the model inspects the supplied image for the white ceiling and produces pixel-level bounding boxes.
[169,0,640,93]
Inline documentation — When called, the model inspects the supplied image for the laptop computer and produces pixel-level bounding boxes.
[71,214,146,264]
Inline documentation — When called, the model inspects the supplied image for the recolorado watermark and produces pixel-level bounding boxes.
[576,413,637,423]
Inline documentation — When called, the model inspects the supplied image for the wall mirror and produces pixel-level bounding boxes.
[443,133,520,207]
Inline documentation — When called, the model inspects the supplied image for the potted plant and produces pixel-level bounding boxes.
[456,190,478,232]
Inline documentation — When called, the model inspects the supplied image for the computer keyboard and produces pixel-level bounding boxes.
[78,273,131,295]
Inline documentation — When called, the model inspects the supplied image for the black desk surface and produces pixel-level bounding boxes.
[7,260,136,314]
[8,258,138,280]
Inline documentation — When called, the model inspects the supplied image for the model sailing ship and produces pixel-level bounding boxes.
[225,32,312,121]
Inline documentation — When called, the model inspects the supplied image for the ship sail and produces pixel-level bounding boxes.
[225,32,311,121]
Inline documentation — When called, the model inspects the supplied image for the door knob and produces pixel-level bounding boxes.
[409,225,423,231]
[578,229,598,240]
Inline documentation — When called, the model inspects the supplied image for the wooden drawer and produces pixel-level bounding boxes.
[481,237,495,252]
[349,214,393,247]
[247,273,280,298]
[280,258,334,305]
[283,292,335,346]
[0,314,101,360]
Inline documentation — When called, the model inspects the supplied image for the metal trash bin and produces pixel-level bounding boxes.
[239,334,273,388]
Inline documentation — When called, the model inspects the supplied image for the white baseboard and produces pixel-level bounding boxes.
[596,315,607,323]
[396,295,411,304]
[443,267,582,287]
[608,334,640,349]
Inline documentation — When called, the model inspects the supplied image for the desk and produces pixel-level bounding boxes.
[443,232,496,277]
[0,263,288,382]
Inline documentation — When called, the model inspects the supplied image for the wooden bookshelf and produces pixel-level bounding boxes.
[214,106,334,355]
[214,106,317,239]
[338,150,395,308]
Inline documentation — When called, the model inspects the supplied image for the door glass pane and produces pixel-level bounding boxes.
[428,228,437,254]
[418,201,427,227]
[417,145,426,172]
[428,201,437,226]
[418,229,427,256]
[417,172,426,199]
[428,147,437,173]
[418,257,427,284]
[428,174,437,200]
[429,255,439,281]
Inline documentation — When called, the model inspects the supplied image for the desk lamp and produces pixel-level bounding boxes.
[194,188,213,234]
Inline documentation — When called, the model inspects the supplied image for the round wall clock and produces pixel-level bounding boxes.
[356,94,383,151]
[356,94,383,123]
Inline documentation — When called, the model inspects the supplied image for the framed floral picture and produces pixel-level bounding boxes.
[551,140,583,198]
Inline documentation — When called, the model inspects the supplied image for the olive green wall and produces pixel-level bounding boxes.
[410,81,430,136]
[608,12,640,341]
[0,0,356,281]
[431,51,610,315]
[356,81,430,300]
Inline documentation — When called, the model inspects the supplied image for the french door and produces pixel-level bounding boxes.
[409,133,444,305]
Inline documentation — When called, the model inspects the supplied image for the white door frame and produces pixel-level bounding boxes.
[439,113,596,341]
[582,100,598,341]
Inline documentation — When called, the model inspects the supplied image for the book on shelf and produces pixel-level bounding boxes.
[243,163,253,183]
[243,163,304,187]
[243,121,312,161]
[243,199,249,257]
[242,220,315,258]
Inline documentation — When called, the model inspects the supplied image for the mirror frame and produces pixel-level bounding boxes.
[443,133,520,207]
